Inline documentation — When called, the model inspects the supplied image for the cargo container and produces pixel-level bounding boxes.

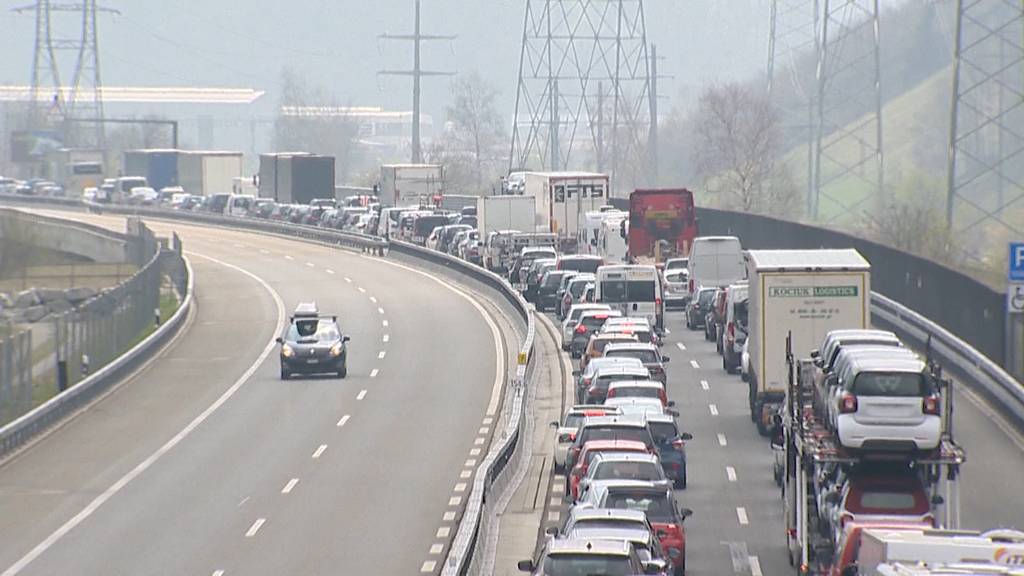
[477,195,536,237]
[124,149,179,191]
[177,151,243,196]
[47,148,104,196]
[521,172,609,251]
[627,188,698,263]
[746,249,870,433]
[857,528,1024,575]
[379,164,444,207]
[258,153,335,204]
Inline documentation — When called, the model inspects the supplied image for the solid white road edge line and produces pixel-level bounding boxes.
[0,251,287,576]
[361,255,506,416]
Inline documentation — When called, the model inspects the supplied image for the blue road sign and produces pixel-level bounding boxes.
[1012,243,1024,282]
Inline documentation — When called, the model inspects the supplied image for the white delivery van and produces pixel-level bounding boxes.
[688,236,745,297]
[225,194,254,217]
[598,214,629,264]
[746,249,870,434]
[595,264,664,333]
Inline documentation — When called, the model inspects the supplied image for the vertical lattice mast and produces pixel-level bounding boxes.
[812,0,884,221]
[767,0,820,215]
[946,0,1024,241]
[509,0,652,194]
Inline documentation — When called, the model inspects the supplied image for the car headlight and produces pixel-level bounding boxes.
[282,344,295,358]
[329,343,344,357]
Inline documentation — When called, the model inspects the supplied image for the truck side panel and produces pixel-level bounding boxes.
[478,196,536,236]
[291,156,335,204]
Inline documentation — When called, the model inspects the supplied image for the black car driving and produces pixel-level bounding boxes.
[277,303,350,379]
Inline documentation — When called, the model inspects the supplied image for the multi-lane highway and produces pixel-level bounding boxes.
[0,210,518,576]
[534,309,1024,576]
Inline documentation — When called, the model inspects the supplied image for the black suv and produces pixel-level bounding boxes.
[277,303,350,379]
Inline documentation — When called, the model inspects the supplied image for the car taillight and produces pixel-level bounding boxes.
[923,395,941,415]
[558,433,574,442]
[688,279,694,293]
[607,389,617,397]
[728,322,735,340]
[839,393,858,414]
[575,325,587,334]
[656,297,662,308]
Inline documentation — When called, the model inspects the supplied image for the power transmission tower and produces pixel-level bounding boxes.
[508,0,653,194]
[14,0,116,149]
[945,0,1024,240]
[811,0,884,222]
[378,0,455,164]
[767,0,820,215]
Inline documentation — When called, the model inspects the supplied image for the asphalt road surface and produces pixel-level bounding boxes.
[0,210,513,576]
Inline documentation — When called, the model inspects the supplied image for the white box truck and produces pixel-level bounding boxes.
[178,151,243,196]
[522,171,609,250]
[379,164,444,207]
[477,195,536,236]
[857,528,1024,575]
[746,249,870,434]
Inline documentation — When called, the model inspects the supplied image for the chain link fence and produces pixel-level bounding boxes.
[0,222,185,426]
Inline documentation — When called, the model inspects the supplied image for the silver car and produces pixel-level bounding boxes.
[561,303,612,350]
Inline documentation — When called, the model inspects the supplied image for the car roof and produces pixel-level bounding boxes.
[568,507,649,523]
[545,538,632,556]
[592,452,661,465]
[581,439,651,452]
[590,479,668,494]
[839,348,924,373]
[581,415,649,428]
[569,404,622,413]
[593,333,638,341]
[293,302,319,318]
[592,365,651,377]
[604,397,665,408]
[642,412,678,424]
[568,526,652,544]
[584,357,645,373]
[607,380,664,389]
[605,316,651,324]
[580,310,624,319]
[603,342,659,353]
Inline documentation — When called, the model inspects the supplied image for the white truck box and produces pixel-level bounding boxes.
[380,164,444,207]
[478,195,536,236]
[859,528,1024,575]
[522,172,609,245]
[746,249,870,432]
[179,151,243,196]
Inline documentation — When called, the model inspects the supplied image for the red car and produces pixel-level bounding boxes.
[827,471,936,545]
[567,439,653,501]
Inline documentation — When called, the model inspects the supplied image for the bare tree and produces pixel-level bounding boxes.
[862,170,960,265]
[692,82,799,216]
[274,67,359,181]
[440,72,505,193]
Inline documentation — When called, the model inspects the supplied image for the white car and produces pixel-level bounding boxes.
[561,303,611,350]
[740,338,750,382]
[830,349,942,451]
[603,396,666,418]
[551,405,621,472]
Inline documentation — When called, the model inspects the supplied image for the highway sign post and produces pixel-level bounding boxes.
[1010,242,1024,281]
[1009,284,1024,314]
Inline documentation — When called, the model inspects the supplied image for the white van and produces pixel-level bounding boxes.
[225,194,254,217]
[688,236,745,297]
[597,215,629,264]
[595,264,664,332]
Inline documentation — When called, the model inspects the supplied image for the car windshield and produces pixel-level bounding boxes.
[542,555,633,576]
[612,386,660,400]
[600,281,656,303]
[665,271,687,282]
[595,374,647,389]
[564,414,586,428]
[571,519,643,532]
[286,319,339,342]
[583,428,649,444]
[605,349,659,363]
[604,491,674,523]
[543,272,565,287]
[593,461,662,481]
[570,281,591,298]
[853,490,921,512]
[698,290,716,305]
[852,372,928,396]
[647,422,678,444]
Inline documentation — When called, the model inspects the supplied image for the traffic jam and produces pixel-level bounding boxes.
[111,168,1018,575]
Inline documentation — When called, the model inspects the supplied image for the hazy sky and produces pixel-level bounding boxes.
[0,1,768,120]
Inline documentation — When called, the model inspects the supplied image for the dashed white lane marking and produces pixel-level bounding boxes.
[305,262,315,268]
[358,286,366,293]
[690,359,700,369]
[700,379,710,391]
[474,437,485,445]
[245,518,266,537]
[382,334,390,343]
[344,277,352,283]
[357,389,368,400]
[709,404,719,416]
[482,417,493,425]
[378,350,386,359]
[676,342,686,351]
[284,255,294,260]
[259,249,270,255]
[448,496,462,506]
[370,369,379,378]
[377,307,385,315]
[726,466,737,482]
[750,556,763,576]
[0,251,289,576]
[420,561,436,573]
[212,571,225,576]
[460,470,472,479]
[382,320,389,327]
[465,458,477,467]
[454,482,467,492]
[664,328,671,335]
[325,269,335,275]
[370,296,377,303]
[443,511,456,522]
[337,414,350,427]
[469,448,481,456]
[282,478,299,494]
[547,511,560,523]
[718,433,728,447]
[312,444,327,459]
[429,543,444,555]
[736,507,749,525]
[550,497,561,506]
[478,427,489,434]
[437,526,451,538]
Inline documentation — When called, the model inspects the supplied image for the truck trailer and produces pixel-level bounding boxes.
[258,153,335,204]
[379,164,444,207]
[746,249,871,434]
[521,171,609,251]
[124,149,179,192]
[477,195,536,237]
[177,151,243,196]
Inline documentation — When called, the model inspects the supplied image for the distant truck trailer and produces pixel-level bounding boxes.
[177,151,243,196]
[521,171,609,251]
[379,164,444,207]
[124,149,179,192]
[258,153,335,204]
